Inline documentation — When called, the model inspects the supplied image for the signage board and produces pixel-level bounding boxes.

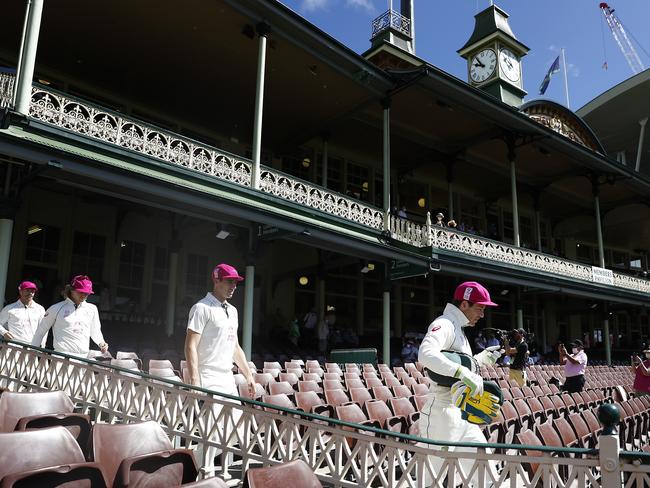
[591,266,614,285]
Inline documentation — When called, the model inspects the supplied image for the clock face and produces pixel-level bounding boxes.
[499,48,520,83]
[469,49,497,83]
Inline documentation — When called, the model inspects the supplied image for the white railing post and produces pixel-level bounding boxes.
[251,23,270,190]
[598,404,622,488]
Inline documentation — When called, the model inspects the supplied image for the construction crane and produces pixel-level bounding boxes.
[599,2,645,74]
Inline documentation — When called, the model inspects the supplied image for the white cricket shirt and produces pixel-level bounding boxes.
[0,299,45,342]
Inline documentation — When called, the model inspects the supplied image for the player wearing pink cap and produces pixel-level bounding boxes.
[0,281,45,343]
[31,275,108,357]
[417,281,503,484]
[184,263,254,395]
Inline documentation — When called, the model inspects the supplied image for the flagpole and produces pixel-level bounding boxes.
[561,48,570,109]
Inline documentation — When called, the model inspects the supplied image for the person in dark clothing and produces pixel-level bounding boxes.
[506,328,528,387]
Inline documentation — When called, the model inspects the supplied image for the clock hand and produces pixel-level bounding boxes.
[473,59,486,69]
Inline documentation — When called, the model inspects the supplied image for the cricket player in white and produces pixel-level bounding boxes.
[417,281,502,486]
[31,275,108,357]
[0,281,45,343]
[184,263,255,474]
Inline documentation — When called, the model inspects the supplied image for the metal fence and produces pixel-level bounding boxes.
[1,343,649,487]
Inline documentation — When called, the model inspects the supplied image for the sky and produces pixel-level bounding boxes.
[277,0,650,111]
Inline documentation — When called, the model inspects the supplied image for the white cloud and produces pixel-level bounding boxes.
[345,0,376,12]
[568,62,580,78]
[301,0,328,12]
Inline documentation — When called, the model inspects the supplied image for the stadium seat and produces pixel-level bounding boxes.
[243,459,322,488]
[345,378,365,390]
[324,389,351,407]
[0,390,74,432]
[323,379,344,391]
[268,381,295,396]
[295,391,334,419]
[91,420,198,487]
[15,412,92,457]
[412,383,429,396]
[298,380,323,394]
[0,427,106,487]
[516,428,544,477]
[349,387,373,406]
[261,394,296,413]
[568,412,595,448]
[149,359,174,370]
[279,372,299,386]
[182,478,228,487]
[389,397,420,435]
[253,373,276,388]
[372,386,394,402]
[365,399,407,434]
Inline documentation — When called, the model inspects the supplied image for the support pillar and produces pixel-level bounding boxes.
[242,265,255,358]
[321,133,329,188]
[516,290,524,330]
[14,0,43,116]
[533,190,543,251]
[242,228,257,358]
[382,98,391,230]
[0,219,12,305]
[446,162,454,220]
[394,283,402,338]
[251,23,270,190]
[508,142,521,247]
[165,249,179,337]
[382,287,391,365]
[635,117,648,173]
[592,181,606,268]
[603,303,611,366]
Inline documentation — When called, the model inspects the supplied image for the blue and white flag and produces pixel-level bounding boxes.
[539,56,560,95]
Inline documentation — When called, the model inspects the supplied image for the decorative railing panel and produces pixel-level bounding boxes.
[0,71,14,109]
[4,343,650,487]
[372,9,411,38]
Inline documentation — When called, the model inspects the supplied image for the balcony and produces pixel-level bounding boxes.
[371,9,411,38]
[1,72,649,296]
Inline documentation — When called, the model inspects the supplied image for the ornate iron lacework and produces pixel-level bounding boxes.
[0,72,14,109]
[0,75,383,230]
[372,9,411,38]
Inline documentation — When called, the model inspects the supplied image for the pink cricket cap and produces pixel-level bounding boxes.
[18,281,38,291]
[453,281,498,307]
[212,263,244,282]
[71,275,94,294]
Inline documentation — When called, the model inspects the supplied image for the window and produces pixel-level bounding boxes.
[346,162,370,201]
[117,241,146,302]
[25,224,60,265]
[186,253,209,298]
[459,198,482,233]
[520,216,533,248]
[503,212,513,242]
[71,232,106,279]
[282,154,312,181]
[630,256,643,269]
[575,243,593,263]
[153,247,169,282]
[611,250,628,269]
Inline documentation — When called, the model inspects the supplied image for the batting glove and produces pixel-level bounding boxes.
[454,387,502,425]
[453,365,484,397]
[473,345,504,366]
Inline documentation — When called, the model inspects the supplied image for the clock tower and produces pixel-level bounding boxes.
[458,4,529,107]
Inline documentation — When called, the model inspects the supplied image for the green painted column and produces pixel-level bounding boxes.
[14,0,43,115]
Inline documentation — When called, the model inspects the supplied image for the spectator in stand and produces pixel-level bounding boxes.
[506,329,528,387]
[0,281,45,343]
[485,331,500,348]
[401,339,418,363]
[288,317,300,347]
[31,275,108,357]
[435,212,446,227]
[447,220,457,228]
[301,307,318,347]
[473,332,486,353]
[317,306,335,353]
[631,349,650,396]
[342,327,359,347]
[398,206,408,219]
[559,339,588,393]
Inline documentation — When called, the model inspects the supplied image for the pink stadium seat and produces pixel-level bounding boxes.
[412,383,429,396]
[295,391,334,419]
[244,459,322,488]
[279,372,299,386]
[349,388,373,406]
[298,381,323,394]
[365,399,407,433]
[269,381,295,396]
[345,378,365,390]
[324,389,351,407]
[372,386,394,402]
[262,394,296,413]
[323,379,344,391]
[0,390,74,432]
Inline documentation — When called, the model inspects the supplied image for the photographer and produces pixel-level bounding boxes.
[631,349,650,396]
[559,339,588,393]
[506,328,528,387]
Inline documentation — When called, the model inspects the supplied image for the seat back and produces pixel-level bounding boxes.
[262,394,296,412]
[148,359,173,370]
[0,390,74,432]
[349,388,372,405]
[91,421,176,485]
[0,427,85,480]
[16,413,92,457]
[516,429,544,475]
[244,459,322,488]
[268,381,295,396]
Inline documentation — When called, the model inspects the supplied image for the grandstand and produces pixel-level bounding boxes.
[1,342,649,487]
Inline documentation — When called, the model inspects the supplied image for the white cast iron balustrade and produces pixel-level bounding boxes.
[2,343,649,487]
[371,9,412,38]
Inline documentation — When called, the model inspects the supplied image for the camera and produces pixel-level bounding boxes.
[483,328,518,348]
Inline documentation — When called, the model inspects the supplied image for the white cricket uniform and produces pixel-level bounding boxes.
[187,292,239,395]
[187,293,242,475]
[0,300,45,343]
[417,303,495,487]
[31,298,106,357]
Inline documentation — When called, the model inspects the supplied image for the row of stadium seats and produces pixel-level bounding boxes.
[0,389,324,487]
